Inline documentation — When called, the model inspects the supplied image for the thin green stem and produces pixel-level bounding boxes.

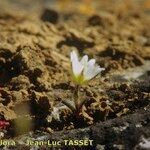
[74,84,80,111]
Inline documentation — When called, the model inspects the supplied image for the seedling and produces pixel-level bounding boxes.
[62,50,105,115]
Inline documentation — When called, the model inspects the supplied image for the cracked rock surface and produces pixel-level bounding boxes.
[0,0,149,149]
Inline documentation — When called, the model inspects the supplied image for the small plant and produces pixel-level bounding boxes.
[62,50,105,115]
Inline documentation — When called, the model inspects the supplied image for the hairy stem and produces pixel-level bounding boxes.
[74,84,80,111]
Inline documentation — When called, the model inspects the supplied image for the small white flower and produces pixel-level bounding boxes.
[70,51,105,84]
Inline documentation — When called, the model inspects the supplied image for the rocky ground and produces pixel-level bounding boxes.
[0,0,150,149]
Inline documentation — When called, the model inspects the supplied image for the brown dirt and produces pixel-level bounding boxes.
[0,0,150,149]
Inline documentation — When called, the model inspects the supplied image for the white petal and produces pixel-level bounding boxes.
[70,51,78,62]
[72,61,83,77]
[80,55,88,66]
[70,51,83,76]
[97,67,105,72]
[93,66,105,76]
[84,65,105,81]
[88,59,96,66]
[83,59,95,78]
[84,67,97,80]
[80,55,88,71]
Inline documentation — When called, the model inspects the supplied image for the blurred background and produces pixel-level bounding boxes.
[0,0,150,17]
